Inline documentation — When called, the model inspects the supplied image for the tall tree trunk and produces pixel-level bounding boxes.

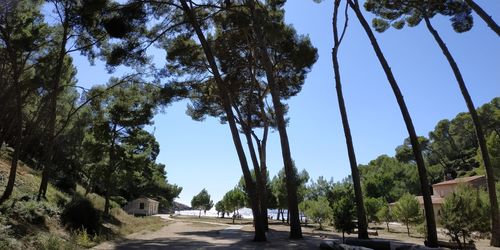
[104,124,117,216]
[0,78,22,204]
[246,0,302,239]
[423,15,500,246]
[37,19,69,200]
[252,64,271,231]
[464,0,500,37]
[348,0,438,247]
[179,0,266,241]
[235,102,267,233]
[243,129,267,232]
[331,0,368,239]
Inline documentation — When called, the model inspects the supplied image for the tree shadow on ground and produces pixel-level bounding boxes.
[115,228,324,249]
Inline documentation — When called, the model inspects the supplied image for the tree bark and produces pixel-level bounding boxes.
[331,0,368,239]
[179,0,266,241]
[423,15,500,246]
[38,15,70,200]
[243,129,267,232]
[0,77,22,204]
[246,0,302,239]
[464,0,500,37]
[104,123,117,216]
[348,0,438,247]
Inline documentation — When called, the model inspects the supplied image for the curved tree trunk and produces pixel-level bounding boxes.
[246,0,302,239]
[179,0,266,241]
[331,0,368,239]
[348,0,438,247]
[423,16,500,247]
[464,0,500,37]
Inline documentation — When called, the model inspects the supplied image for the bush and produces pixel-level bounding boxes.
[332,195,356,242]
[393,193,422,237]
[61,197,101,234]
[32,233,75,250]
[364,197,383,223]
[110,196,127,207]
[71,227,99,248]
[302,197,332,230]
[0,214,21,250]
[440,185,489,248]
[376,203,393,232]
[4,198,61,225]
[53,175,77,194]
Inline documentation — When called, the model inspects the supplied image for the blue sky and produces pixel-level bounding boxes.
[69,1,499,206]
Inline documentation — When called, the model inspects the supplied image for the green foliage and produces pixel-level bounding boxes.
[393,193,423,236]
[0,198,61,225]
[301,197,332,230]
[331,186,356,241]
[364,197,383,223]
[360,155,420,202]
[71,227,99,248]
[440,185,490,247]
[191,189,214,216]
[61,197,101,235]
[271,165,309,209]
[364,0,473,33]
[222,188,246,214]
[0,213,21,249]
[376,203,393,231]
[33,233,75,250]
[215,200,227,217]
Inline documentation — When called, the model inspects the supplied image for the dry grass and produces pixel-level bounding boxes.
[0,157,168,249]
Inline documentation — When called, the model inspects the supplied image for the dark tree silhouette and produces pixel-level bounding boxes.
[347,0,438,246]
[331,0,368,239]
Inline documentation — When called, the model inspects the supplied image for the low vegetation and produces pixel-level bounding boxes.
[0,157,165,249]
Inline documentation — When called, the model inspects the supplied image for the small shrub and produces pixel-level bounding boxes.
[33,233,74,250]
[110,196,127,207]
[0,214,21,250]
[301,197,332,230]
[71,227,98,248]
[393,193,423,237]
[61,197,101,234]
[440,185,489,248]
[54,175,77,194]
[15,200,45,224]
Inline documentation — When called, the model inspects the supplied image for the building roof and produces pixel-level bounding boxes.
[134,197,159,203]
[432,175,485,187]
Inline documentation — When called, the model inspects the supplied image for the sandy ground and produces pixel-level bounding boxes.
[93,215,500,250]
[93,216,322,249]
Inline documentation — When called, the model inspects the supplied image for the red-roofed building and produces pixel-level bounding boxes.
[432,175,486,198]
[392,175,487,220]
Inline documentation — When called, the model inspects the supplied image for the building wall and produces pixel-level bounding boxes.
[433,185,455,198]
[124,198,159,216]
[433,176,487,198]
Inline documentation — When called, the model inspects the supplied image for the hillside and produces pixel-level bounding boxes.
[172,201,192,211]
[0,155,166,249]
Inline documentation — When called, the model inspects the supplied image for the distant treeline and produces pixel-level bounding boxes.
[360,97,499,203]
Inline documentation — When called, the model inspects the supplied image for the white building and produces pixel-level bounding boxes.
[123,197,160,216]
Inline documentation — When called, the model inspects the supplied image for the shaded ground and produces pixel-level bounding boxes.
[93,215,500,250]
[93,218,323,249]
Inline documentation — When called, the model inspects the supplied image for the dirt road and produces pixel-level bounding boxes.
[93,217,321,249]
